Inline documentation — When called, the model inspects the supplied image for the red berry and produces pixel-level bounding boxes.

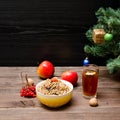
[28,86,36,92]
[20,85,36,98]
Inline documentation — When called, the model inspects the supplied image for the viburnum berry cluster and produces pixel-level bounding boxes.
[20,73,36,98]
[20,85,36,98]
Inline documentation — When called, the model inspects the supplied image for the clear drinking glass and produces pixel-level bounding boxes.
[82,64,99,99]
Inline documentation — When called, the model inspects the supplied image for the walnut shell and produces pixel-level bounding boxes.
[89,98,98,107]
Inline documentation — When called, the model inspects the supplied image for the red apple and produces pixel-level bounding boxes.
[61,70,78,86]
[37,60,54,79]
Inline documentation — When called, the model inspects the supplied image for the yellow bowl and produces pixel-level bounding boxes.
[36,79,73,108]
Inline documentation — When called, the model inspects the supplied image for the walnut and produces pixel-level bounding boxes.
[89,98,98,107]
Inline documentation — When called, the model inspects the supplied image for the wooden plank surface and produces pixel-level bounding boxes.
[0,66,120,120]
[0,1,119,66]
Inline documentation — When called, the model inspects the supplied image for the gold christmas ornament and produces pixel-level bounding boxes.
[93,29,106,44]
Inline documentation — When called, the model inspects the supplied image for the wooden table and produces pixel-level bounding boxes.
[0,67,120,120]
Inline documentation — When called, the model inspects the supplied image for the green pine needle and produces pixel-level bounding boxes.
[84,7,120,73]
[107,56,120,74]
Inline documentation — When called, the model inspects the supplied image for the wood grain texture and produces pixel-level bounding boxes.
[0,67,120,120]
[0,1,119,66]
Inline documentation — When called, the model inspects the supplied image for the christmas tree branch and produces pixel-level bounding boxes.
[107,56,120,74]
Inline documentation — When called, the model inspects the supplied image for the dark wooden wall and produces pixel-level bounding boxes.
[0,0,119,66]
